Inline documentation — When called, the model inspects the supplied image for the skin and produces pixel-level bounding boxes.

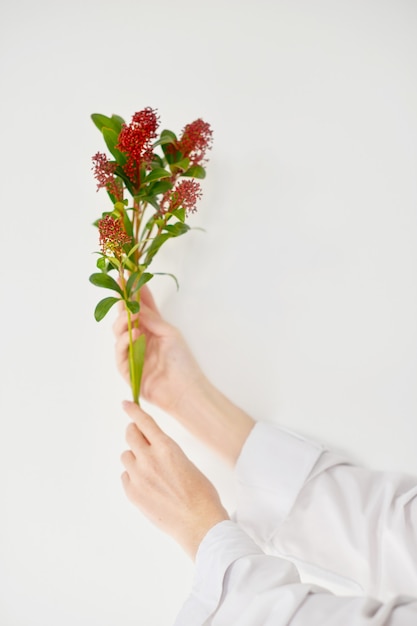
[115,286,255,558]
[114,286,255,466]
[121,401,229,559]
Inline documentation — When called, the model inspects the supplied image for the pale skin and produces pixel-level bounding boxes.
[121,401,229,559]
[115,286,255,559]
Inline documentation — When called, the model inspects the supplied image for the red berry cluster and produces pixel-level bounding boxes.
[98,215,131,257]
[116,108,159,185]
[177,118,213,165]
[162,179,202,215]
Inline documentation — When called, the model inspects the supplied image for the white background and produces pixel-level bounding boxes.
[1,0,417,624]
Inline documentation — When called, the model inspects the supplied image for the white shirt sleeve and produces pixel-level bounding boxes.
[234,422,417,600]
[174,521,417,626]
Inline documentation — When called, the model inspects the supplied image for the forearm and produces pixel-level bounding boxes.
[172,376,255,466]
[175,521,417,626]
[235,422,417,599]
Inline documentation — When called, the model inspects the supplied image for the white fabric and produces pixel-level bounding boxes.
[174,422,417,625]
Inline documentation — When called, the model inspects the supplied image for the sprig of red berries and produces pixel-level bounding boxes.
[89,108,213,403]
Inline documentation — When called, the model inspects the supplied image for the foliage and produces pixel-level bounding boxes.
[89,108,213,403]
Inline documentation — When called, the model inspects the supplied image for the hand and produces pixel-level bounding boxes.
[113,286,205,414]
[120,401,229,559]
[115,285,255,466]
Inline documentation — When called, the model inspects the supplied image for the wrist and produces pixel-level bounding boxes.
[184,507,230,560]
[172,376,255,466]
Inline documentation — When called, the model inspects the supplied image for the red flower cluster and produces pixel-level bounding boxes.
[116,108,159,184]
[92,152,123,201]
[98,215,131,257]
[177,119,213,165]
[92,152,114,188]
[162,179,202,215]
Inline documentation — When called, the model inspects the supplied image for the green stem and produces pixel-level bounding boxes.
[126,305,139,405]
[133,199,142,264]
[138,222,155,258]
[119,270,139,405]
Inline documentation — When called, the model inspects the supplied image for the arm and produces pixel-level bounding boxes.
[175,520,417,626]
[119,403,417,626]
[114,286,255,466]
[115,289,417,597]
[235,422,417,600]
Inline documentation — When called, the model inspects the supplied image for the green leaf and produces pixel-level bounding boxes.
[96,257,107,271]
[126,300,140,314]
[150,153,164,168]
[102,127,127,166]
[144,196,161,212]
[148,180,173,196]
[126,271,139,296]
[153,135,177,148]
[113,201,125,214]
[133,272,153,296]
[114,166,135,195]
[144,233,171,265]
[126,242,140,259]
[94,296,120,321]
[130,334,146,404]
[91,113,120,134]
[153,272,179,290]
[111,114,125,132]
[89,273,123,296]
[170,157,190,172]
[182,165,206,179]
[161,131,181,164]
[163,222,190,237]
[123,210,134,238]
[123,257,136,272]
[144,168,172,184]
[154,129,177,146]
[107,257,121,270]
[125,271,154,296]
[172,207,186,222]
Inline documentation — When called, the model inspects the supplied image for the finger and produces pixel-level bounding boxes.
[121,471,136,504]
[120,449,136,469]
[125,421,150,453]
[138,303,172,337]
[113,310,128,334]
[140,285,160,315]
[114,332,131,381]
[113,299,167,339]
[122,401,165,444]
[115,328,141,369]
[112,310,140,336]
[121,470,130,487]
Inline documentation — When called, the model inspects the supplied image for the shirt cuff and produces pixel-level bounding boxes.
[234,422,324,545]
[173,520,263,626]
